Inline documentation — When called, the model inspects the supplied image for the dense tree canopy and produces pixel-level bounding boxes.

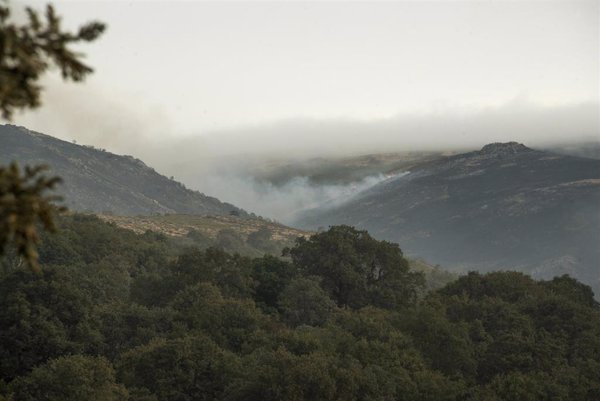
[0,217,598,400]
[10,355,127,401]
[286,225,424,308]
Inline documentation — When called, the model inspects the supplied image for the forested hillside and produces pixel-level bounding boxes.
[0,216,598,401]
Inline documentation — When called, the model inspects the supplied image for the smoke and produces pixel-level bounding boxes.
[11,90,600,220]
[149,99,599,220]
[15,80,598,161]
[195,172,405,224]
[11,76,179,159]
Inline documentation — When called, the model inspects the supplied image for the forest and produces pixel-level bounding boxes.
[0,214,598,401]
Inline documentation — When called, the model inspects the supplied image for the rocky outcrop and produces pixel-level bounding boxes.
[479,142,532,156]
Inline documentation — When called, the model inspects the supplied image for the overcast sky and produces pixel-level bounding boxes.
[10,0,599,156]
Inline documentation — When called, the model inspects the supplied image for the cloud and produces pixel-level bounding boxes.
[191,99,599,157]
[11,93,600,220]
[196,172,406,224]
[152,100,599,219]
[11,76,177,159]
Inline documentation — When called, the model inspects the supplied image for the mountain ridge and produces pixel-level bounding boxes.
[0,124,245,216]
[297,142,600,294]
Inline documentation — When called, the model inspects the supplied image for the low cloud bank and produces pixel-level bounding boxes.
[13,92,599,220]
[191,99,599,158]
[152,100,598,219]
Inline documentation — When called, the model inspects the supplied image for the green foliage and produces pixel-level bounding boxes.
[402,305,477,379]
[169,247,256,300]
[230,347,338,401]
[427,271,600,399]
[278,277,336,327]
[250,255,296,311]
[0,1,105,119]
[216,228,246,253]
[179,225,291,258]
[10,355,127,401]
[0,163,64,271]
[246,227,279,254]
[287,225,424,308]
[38,213,173,273]
[0,217,598,400]
[541,274,598,307]
[0,265,101,379]
[117,336,240,401]
[185,228,213,248]
[95,302,175,361]
[169,283,266,353]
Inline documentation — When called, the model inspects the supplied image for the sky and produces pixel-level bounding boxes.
[7,0,600,218]
[10,0,599,149]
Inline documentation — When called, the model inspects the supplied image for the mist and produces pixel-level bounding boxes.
[178,99,599,157]
[13,88,599,219]
[201,173,409,224]
[148,99,599,219]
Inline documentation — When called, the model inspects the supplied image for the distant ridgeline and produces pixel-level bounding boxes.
[298,142,600,295]
[0,124,244,216]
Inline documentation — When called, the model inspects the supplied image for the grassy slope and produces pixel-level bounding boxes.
[98,214,309,242]
[97,214,310,258]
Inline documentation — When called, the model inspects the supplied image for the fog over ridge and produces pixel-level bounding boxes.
[193,99,599,158]
[199,173,408,224]
[13,95,600,220]
[155,100,598,219]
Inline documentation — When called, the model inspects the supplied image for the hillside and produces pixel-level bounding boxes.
[98,213,307,241]
[96,213,454,287]
[297,142,600,293]
[0,124,243,216]
[543,141,600,160]
[98,213,310,257]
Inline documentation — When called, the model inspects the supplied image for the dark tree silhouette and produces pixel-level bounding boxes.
[0,1,104,269]
[286,225,424,309]
[0,163,65,271]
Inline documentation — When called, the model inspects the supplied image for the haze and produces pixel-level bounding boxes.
[10,0,599,219]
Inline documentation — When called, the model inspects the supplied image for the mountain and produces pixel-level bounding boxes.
[297,142,600,293]
[0,124,244,216]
